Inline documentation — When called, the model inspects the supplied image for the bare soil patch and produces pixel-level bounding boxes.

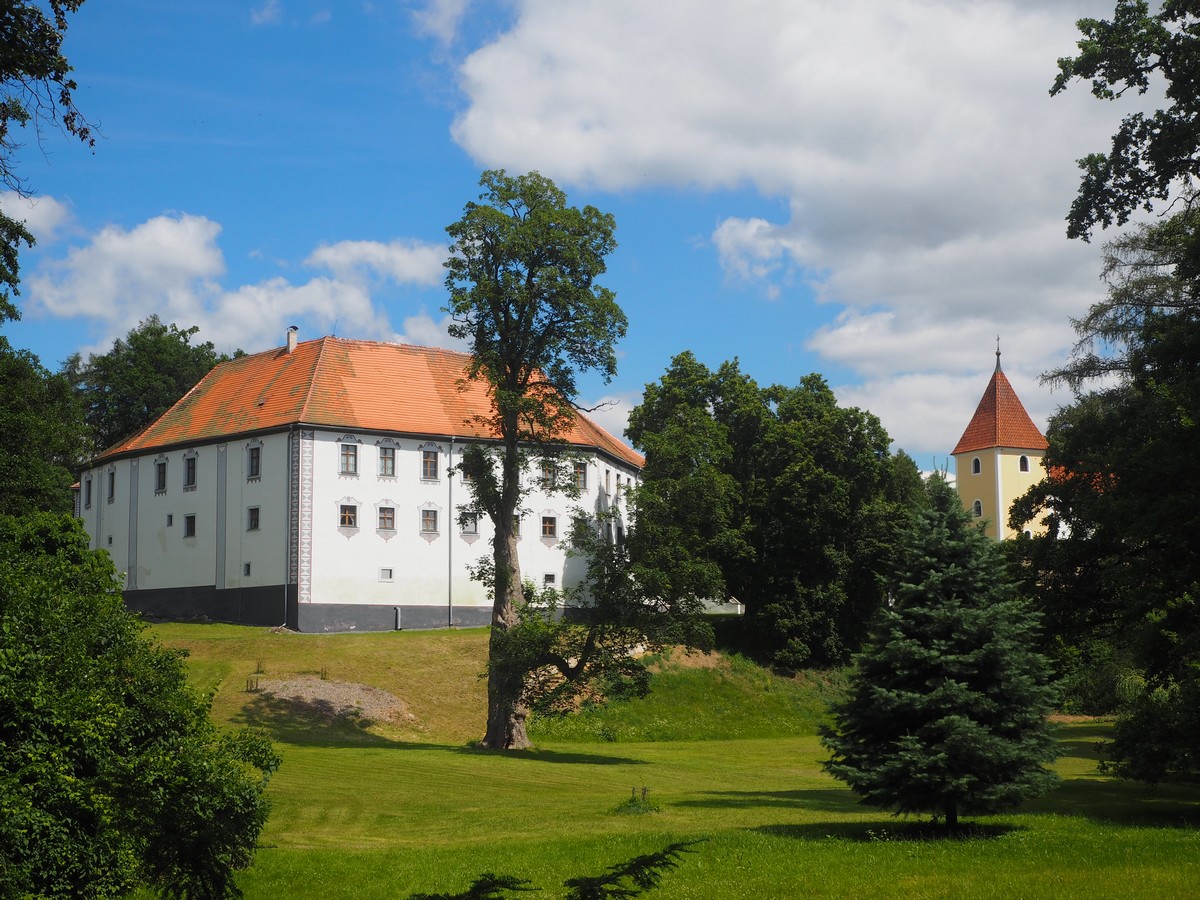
[256,676,417,727]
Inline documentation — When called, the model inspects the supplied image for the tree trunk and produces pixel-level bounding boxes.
[945,803,958,829]
[481,449,531,750]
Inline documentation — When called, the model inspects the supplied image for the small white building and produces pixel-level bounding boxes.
[77,335,643,632]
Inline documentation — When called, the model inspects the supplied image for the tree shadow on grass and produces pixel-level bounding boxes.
[1025,777,1200,829]
[755,820,1022,843]
[230,692,645,764]
[1056,739,1107,763]
[673,789,862,813]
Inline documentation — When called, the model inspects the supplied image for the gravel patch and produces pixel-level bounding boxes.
[256,676,417,726]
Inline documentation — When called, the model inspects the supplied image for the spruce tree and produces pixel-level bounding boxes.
[820,476,1059,828]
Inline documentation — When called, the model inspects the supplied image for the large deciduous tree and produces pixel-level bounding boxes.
[822,476,1059,828]
[444,170,626,750]
[0,513,279,898]
[1,0,92,323]
[627,353,917,669]
[64,315,232,452]
[1051,1,1200,240]
[1010,210,1200,778]
[0,336,86,515]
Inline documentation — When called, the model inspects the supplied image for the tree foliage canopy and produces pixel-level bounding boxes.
[1052,1,1200,240]
[443,170,627,750]
[0,513,279,898]
[64,315,232,453]
[0,335,86,515]
[822,477,1059,828]
[628,352,921,668]
[1,0,92,322]
[1011,210,1200,780]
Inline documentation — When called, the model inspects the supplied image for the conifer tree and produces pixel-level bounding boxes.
[820,476,1059,828]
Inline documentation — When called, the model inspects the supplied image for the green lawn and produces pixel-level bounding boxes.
[152,624,1200,899]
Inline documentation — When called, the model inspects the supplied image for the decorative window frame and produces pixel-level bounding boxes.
[246,439,263,481]
[376,499,398,540]
[540,510,559,546]
[182,449,198,492]
[154,454,169,495]
[336,497,361,537]
[338,434,362,477]
[418,442,442,482]
[418,501,442,543]
[376,438,400,479]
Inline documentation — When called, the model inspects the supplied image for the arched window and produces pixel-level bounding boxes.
[972,500,983,518]
[971,457,981,475]
[1019,455,1029,472]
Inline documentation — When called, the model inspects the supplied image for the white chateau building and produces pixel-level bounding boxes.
[77,334,643,632]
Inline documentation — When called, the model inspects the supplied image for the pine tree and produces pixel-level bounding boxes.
[820,476,1059,828]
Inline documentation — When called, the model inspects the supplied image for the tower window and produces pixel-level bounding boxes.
[972,500,983,518]
[1019,455,1029,473]
[971,457,981,475]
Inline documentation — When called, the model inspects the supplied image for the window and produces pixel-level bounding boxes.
[378,506,396,530]
[421,509,439,533]
[167,514,173,527]
[540,460,555,487]
[543,573,557,588]
[155,460,167,493]
[541,516,557,538]
[605,469,611,492]
[379,568,394,582]
[107,535,112,546]
[107,471,115,502]
[247,507,260,531]
[340,444,358,475]
[972,500,983,518]
[184,456,197,490]
[339,504,358,528]
[184,514,196,537]
[616,523,625,545]
[971,457,981,475]
[243,562,252,577]
[573,462,587,491]
[379,446,395,476]
[84,478,92,508]
[248,445,261,479]
[461,511,479,534]
[421,449,438,480]
[1019,455,1029,473]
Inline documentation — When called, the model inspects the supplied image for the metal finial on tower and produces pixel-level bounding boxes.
[995,335,1002,372]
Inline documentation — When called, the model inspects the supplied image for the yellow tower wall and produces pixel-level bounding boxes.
[954,449,1046,541]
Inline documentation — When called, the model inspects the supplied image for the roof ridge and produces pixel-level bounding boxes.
[298,336,329,422]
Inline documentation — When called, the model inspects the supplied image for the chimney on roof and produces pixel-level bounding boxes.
[286,325,298,354]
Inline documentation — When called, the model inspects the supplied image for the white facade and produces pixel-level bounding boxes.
[79,427,638,632]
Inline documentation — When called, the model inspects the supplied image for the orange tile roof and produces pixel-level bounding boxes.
[96,337,643,469]
[952,363,1048,455]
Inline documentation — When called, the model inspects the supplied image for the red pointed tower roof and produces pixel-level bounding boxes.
[952,347,1048,454]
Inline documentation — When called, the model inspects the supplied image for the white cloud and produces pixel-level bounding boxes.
[23,212,405,356]
[412,0,472,44]
[0,192,73,243]
[391,310,465,350]
[449,0,1119,457]
[250,0,283,26]
[305,238,445,286]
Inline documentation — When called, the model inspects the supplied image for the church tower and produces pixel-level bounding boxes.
[951,346,1048,540]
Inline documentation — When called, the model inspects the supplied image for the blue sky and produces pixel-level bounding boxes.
[3,0,1124,463]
